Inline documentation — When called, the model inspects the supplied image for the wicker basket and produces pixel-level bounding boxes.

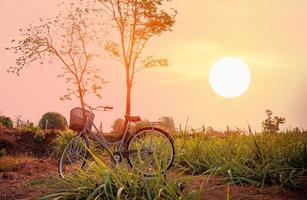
[69,107,95,132]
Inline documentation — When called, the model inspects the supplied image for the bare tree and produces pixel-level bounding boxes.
[7,2,106,110]
[96,0,176,116]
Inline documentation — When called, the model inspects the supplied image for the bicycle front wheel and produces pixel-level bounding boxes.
[58,135,89,178]
[127,127,175,177]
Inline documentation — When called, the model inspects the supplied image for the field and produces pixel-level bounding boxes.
[0,127,306,200]
[2,0,307,199]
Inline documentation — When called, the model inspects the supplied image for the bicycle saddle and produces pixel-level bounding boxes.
[125,115,141,122]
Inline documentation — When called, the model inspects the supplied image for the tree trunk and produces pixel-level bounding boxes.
[125,82,131,116]
[79,94,85,110]
[76,80,86,124]
[77,81,85,110]
[123,66,132,129]
[125,65,132,116]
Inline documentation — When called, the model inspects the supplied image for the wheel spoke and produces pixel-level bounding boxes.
[127,129,174,176]
[59,136,88,178]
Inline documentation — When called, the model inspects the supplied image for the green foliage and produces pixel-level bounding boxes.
[100,0,177,116]
[33,130,46,143]
[50,129,75,158]
[39,112,67,130]
[17,122,40,134]
[43,130,307,199]
[0,115,13,128]
[262,110,286,133]
[43,150,191,200]
[175,132,307,187]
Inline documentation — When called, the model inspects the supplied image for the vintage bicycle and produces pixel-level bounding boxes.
[58,104,175,178]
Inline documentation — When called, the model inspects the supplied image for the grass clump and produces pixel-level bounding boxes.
[33,130,46,143]
[42,131,306,199]
[42,150,194,200]
[175,132,307,187]
[17,122,40,134]
[50,129,77,158]
[0,156,27,172]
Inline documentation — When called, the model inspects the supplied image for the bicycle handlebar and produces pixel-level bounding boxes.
[84,103,114,111]
[103,106,114,111]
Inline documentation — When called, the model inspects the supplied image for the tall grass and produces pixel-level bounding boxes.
[175,132,307,187]
[50,129,75,158]
[43,149,197,200]
[44,131,307,199]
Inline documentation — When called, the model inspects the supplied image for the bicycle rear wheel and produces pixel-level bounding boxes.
[127,127,175,177]
[58,135,89,178]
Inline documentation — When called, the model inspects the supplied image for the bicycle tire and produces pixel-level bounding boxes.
[126,127,175,177]
[58,135,90,178]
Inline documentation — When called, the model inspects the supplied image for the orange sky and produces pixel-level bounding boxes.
[1,0,307,131]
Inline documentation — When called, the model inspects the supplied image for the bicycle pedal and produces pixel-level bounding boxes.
[112,152,122,163]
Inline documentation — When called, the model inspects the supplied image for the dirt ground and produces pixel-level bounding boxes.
[0,156,57,200]
[0,127,57,157]
[183,175,305,200]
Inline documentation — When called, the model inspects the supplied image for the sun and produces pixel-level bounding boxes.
[209,57,251,98]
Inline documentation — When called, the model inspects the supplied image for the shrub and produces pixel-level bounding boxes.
[39,112,67,130]
[0,115,13,128]
[262,110,285,133]
[159,116,176,132]
[17,122,40,134]
[33,130,46,143]
[110,118,125,134]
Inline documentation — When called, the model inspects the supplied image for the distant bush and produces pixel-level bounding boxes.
[262,110,285,133]
[134,119,150,130]
[0,115,13,128]
[39,112,67,130]
[110,118,125,134]
[159,116,176,132]
[17,122,40,134]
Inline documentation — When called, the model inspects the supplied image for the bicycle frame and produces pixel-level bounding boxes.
[77,105,163,160]
[59,105,175,179]
[79,108,132,159]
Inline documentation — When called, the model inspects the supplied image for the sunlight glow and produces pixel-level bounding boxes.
[209,57,251,98]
